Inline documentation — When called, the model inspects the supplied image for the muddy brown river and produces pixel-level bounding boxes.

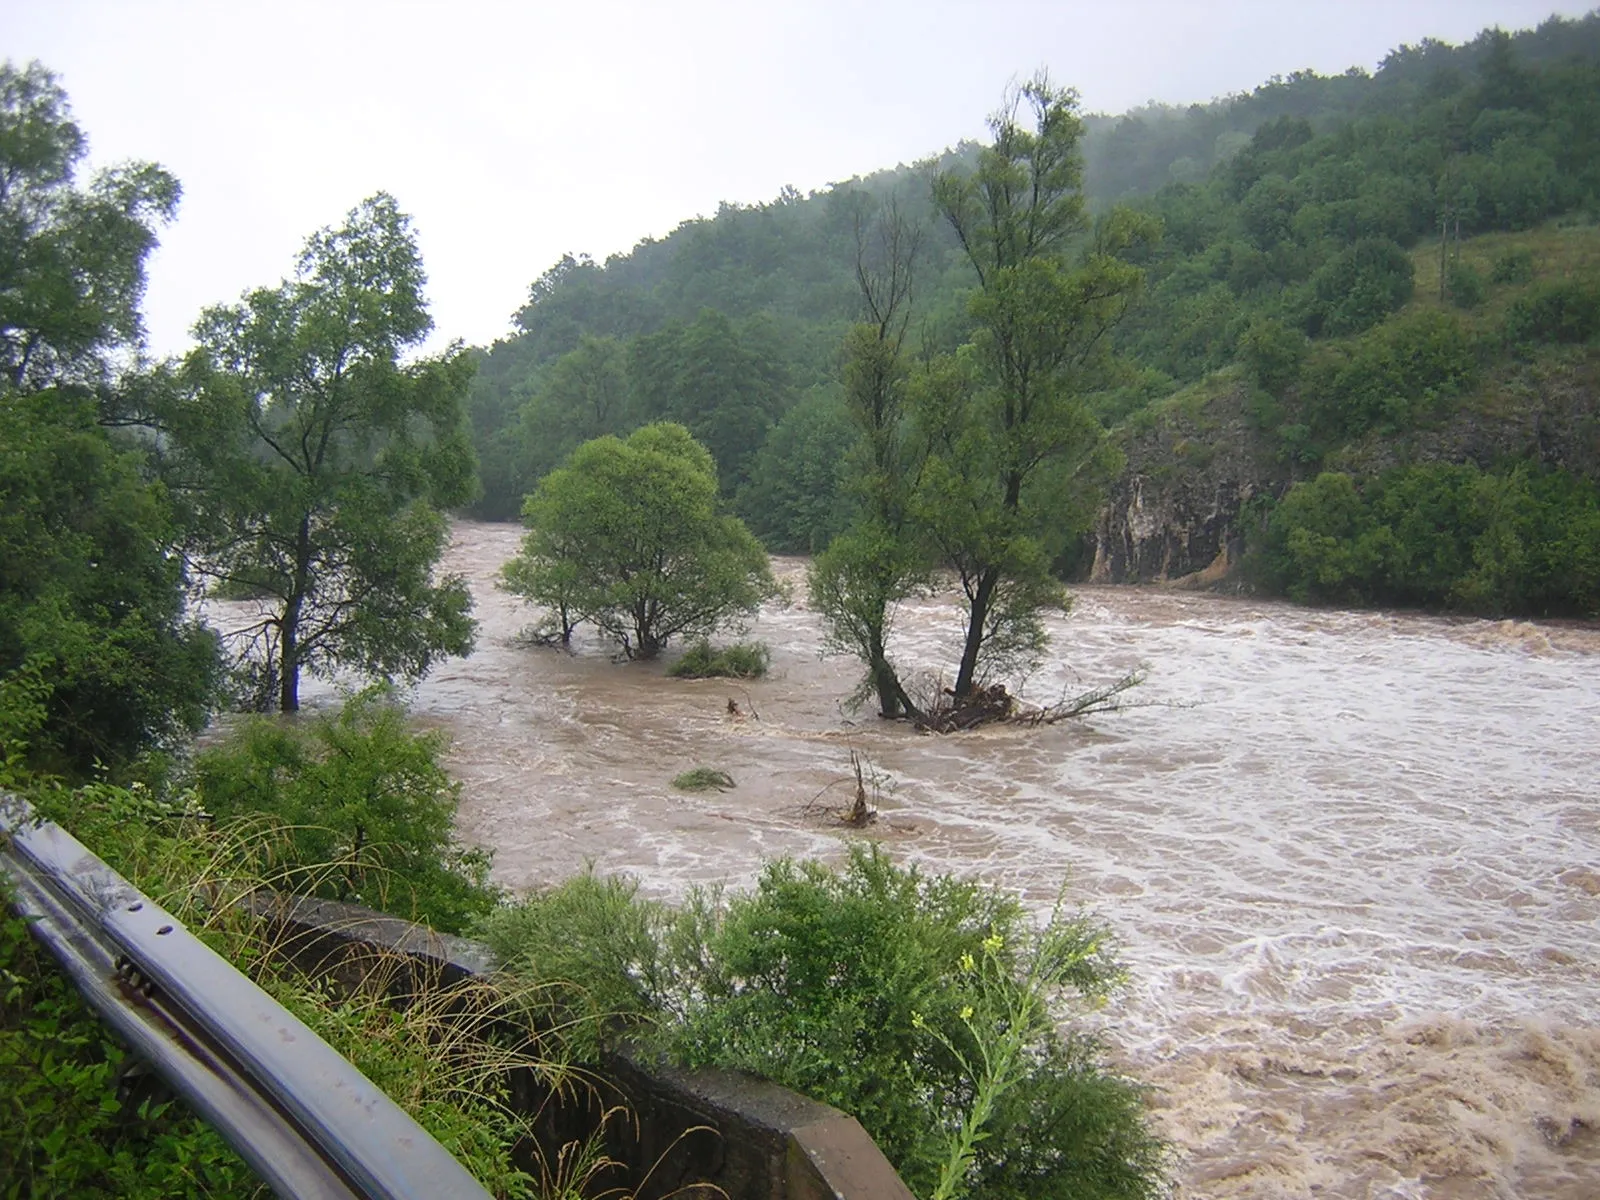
[266,519,1600,1198]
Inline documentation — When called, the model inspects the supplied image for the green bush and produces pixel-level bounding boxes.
[670,767,736,792]
[467,869,668,1058]
[4,780,566,1199]
[1238,316,1307,394]
[1489,246,1536,284]
[1302,309,1480,437]
[666,639,771,679]
[1309,237,1415,336]
[1256,463,1600,615]
[477,847,1167,1200]
[1446,260,1487,309]
[1503,277,1600,348]
[193,688,498,933]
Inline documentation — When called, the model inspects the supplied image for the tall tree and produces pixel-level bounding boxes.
[928,74,1149,699]
[808,201,927,717]
[0,61,218,773]
[170,194,477,711]
[518,332,632,479]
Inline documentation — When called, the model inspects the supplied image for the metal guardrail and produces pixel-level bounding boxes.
[0,796,493,1200]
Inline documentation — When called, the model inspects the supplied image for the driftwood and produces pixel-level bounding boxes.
[909,668,1149,733]
[842,750,877,827]
[911,683,1017,733]
[801,749,883,827]
[1021,668,1148,725]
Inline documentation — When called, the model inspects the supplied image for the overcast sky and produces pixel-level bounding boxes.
[5,0,1590,358]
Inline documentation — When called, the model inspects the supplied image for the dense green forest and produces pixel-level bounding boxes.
[467,14,1600,619]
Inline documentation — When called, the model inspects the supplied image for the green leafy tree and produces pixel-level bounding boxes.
[0,61,180,393]
[927,75,1149,698]
[0,393,219,773]
[629,310,790,493]
[502,422,776,659]
[168,194,477,711]
[0,61,218,774]
[1308,237,1414,336]
[519,332,633,478]
[809,201,928,717]
[737,387,857,553]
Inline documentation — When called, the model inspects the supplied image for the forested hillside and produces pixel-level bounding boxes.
[466,14,1600,617]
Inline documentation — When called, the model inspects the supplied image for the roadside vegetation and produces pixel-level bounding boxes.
[475,849,1167,1200]
[1,688,581,1198]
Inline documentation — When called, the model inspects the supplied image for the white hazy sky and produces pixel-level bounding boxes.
[4,0,1590,357]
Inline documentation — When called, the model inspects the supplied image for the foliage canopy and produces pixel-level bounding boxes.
[168,194,478,711]
[502,422,776,659]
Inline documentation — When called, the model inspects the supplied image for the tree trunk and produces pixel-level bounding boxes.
[953,569,998,699]
[280,516,312,712]
[279,604,301,712]
[869,629,902,718]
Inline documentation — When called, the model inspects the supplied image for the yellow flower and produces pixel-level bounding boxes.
[912,1011,926,1030]
[960,1005,974,1021]
[982,932,1004,954]
[959,951,976,973]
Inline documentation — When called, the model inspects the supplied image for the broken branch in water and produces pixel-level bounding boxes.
[908,667,1152,732]
[1023,667,1149,725]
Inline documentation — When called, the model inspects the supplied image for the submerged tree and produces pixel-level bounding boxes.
[169,194,477,711]
[502,422,775,658]
[926,74,1150,700]
[809,200,927,718]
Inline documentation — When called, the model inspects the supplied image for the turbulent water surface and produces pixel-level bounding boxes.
[347,520,1600,1198]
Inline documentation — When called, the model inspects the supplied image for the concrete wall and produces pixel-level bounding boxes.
[247,894,917,1200]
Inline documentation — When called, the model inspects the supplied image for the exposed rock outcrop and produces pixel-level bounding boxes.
[1089,373,1285,587]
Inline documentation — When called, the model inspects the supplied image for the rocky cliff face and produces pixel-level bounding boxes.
[1087,375,1284,587]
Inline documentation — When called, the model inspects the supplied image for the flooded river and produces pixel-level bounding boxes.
[361,520,1600,1197]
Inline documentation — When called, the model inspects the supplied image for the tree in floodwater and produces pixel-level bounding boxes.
[809,200,928,718]
[502,422,776,659]
[169,194,477,711]
[925,73,1150,700]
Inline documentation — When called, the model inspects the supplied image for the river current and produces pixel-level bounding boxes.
[278,520,1600,1198]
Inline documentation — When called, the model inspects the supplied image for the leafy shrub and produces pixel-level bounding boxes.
[1302,309,1480,437]
[666,639,770,679]
[478,847,1167,1200]
[1490,246,1536,284]
[670,767,736,792]
[1256,463,1600,614]
[5,781,564,1199]
[1308,237,1415,336]
[1,897,261,1198]
[1447,260,1487,309]
[1238,316,1307,394]
[468,869,668,1058]
[1503,277,1600,348]
[193,688,497,933]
